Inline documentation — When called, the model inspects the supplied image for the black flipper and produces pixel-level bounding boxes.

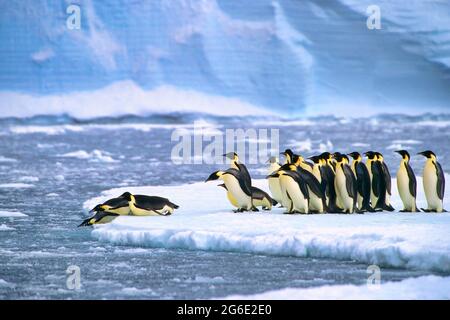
[435,161,445,200]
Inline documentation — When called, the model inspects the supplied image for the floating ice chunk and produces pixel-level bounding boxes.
[222,275,450,300]
[0,210,28,217]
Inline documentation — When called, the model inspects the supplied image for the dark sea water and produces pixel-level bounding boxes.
[0,113,448,299]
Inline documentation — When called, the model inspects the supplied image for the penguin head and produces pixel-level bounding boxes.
[280,149,294,164]
[293,154,304,166]
[319,152,332,163]
[395,150,410,160]
[223,152,238,161]
[374,152,384,161]
[120,192,133,201]
[364,151,376,160]
[348,152,361,161]
[418,150,436,160]
[332,152,345,163]
[267,156,279,164]
[205,170,223,182]
[308,155,321,164]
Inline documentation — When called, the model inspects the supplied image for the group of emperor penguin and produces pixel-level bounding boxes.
[79,191,179,226]
[207,148,446,214]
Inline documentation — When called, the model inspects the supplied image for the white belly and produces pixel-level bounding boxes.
[280,175,308,213]
[308,188,323,212]
[423,162,443,211]
[268,177,283,204]
[279,178,293,211]
[222,175,252,209]
[335,168,353,212]
[397,164,416,211]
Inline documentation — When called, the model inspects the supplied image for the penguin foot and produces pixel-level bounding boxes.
[251,207,259,212]
[385,205,395,212]
[283,211,294,215]
[355,209,365,214]
[420,208,431,212]
[262,207,271,211]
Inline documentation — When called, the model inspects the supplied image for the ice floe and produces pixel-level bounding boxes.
[0,210,28,217]
[222,275,450,300]
[85,176,450,273]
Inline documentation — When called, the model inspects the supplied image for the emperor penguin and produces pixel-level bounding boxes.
[319,152,341,212]
[307,155,323,183]
[78,211,120,227]
[121,192,179,216]
[267,156,283,206]
[418,150,446,212]
[293,154,314,173]
[375,152,395,211]
[267,168,309,214]
[394,150,419,212]
[333,153,357,213]
[223,152,252,191]
[280,149,294,165]
[79,196,131,227]
[290,162,326,213]
[218,183,275,210]
[348,152,373,212]
[206,168,256,212]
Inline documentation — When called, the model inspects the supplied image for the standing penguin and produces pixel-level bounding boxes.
[267,168,309,214]
[333,152,357,213]
[319,152,341,212]
[206,168,256,212]
[267,156,283,207]
[418,150,446,212]
[375,152,395,211]
[223,152,252,192]
[218,183,274,210]
[348,152,373,212]
[395,150,419,212]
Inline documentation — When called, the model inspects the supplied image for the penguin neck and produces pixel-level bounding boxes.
[129,194,136,204]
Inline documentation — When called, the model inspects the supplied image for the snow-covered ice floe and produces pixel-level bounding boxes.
[84,177,450,273]
[222,275,450,300]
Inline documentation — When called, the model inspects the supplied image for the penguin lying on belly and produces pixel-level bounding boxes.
[79,192,179,226]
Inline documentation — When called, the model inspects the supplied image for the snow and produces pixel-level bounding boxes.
[222,275,450,300]
[85,176,450,273]
[0,224,15,231]
[0,210,28,217]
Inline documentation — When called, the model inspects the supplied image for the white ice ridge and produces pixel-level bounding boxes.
[222,275,450,300]
[85,177,450,272]
[0,210,28,217]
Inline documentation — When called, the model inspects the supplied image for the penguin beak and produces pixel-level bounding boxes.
[205,171,219,182]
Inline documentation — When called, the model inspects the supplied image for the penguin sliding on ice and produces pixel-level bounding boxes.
[348,152,373,212]
[79,196,130,226]
[206,168,257,212]
[332,153,357,213]
[418,150,446,213]
[121,192,179,216]
[394,150,419,212]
